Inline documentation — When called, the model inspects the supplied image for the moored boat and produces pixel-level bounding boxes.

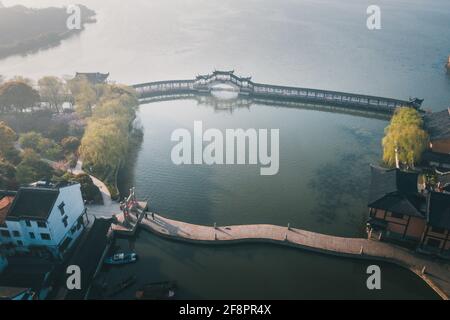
[104,252,138,265]
[135,281,176,300]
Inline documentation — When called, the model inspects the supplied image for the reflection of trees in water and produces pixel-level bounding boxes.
[308,125,382,229]
[117,129,143,198]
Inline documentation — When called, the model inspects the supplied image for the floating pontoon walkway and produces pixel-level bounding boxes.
[123,212,450,300]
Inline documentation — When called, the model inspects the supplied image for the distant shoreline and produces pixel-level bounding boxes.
[0,4,96,60]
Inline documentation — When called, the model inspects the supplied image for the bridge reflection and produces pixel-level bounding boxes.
[139,92,391,120]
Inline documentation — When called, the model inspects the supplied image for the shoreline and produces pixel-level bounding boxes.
[0,4,96,60]
[112,212,450,300]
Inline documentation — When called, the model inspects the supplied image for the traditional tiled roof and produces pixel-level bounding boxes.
[7,188,59,220]
[75,72,109,84]
[423,108,450,141]
[368,166,425,217]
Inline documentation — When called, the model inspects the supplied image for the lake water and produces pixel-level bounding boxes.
[2,0,449,299]
[107,98,439,299]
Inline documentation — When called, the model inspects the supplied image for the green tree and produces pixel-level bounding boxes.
[0,121,17,154]
[61,136,80,154]
[19,131,44,151]
[38,76,67,113]
[67,76,97,117]
[80,116,128,173]
[0,80,40,112]
[57,172,103,204]
[0,121,20,165]
[15,149,53,184]
[382,107,429,168]
[0,159,17,189]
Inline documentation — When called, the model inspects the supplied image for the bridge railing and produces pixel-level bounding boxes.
[132,75,420,113]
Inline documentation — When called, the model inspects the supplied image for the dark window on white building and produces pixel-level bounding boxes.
[58,202,65,216]
[1,230,11,238]
[12,231,20,237]
[40,233,51,240]
[29,232,35,239]
[62,216,68,228]
[37,221,46,228]
[25,220,32,227]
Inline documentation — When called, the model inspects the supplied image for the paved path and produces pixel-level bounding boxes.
[16,138,118,217]
[133,213,450,300]
[69,160,119,218]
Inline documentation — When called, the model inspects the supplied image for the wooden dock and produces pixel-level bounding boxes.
[126,212,450,300]
[110,201,147,236]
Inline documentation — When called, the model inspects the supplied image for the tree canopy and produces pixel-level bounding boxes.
[78,81,138,189]
[67,76,97,117]
[0,80,40,113]
[382,107,429,168]
[38,76,67,113]
[15,149,54,184]
[19,131,63,161]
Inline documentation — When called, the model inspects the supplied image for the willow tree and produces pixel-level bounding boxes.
[79,116,129,179]
[38,76,67,113]
[67,76,97,117]
[382,107,429,168]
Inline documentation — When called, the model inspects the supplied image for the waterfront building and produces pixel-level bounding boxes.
[367,166,450,258]
[74,72,109,84]
[422,151,450,171]
[420,192,450,255]
[424,108,450,155]
[367,166,426,244]
[0,182,88,259]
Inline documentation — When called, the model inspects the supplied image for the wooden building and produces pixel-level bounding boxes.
[367,166,450,258]
[421,192,450,256]
[367,166,426,244]
[424,108,450,155]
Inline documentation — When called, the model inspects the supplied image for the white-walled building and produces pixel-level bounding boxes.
[0,183,87,259]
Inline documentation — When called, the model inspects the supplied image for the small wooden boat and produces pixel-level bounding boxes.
[107,276,137,297]
[104,252,138,265]
[135,281,176,300]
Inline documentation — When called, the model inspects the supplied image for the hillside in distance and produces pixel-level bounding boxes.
[0,3,96,59]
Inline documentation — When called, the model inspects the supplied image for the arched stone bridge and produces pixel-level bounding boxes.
[132,70,423,114]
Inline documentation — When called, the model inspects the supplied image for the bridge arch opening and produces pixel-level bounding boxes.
[210,83,239,100]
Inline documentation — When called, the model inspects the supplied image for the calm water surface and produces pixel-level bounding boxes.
[2,0,450,111]
[110,99,439,299]
[1,0,448,299]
